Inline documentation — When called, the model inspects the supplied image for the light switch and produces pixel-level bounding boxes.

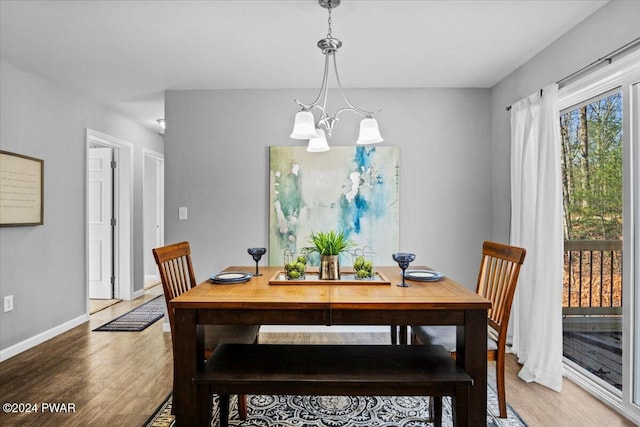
[178,207,188,220]
[4,295,13,312]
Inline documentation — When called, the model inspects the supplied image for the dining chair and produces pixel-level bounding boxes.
[411,240,526,419]
[153,241,260,420]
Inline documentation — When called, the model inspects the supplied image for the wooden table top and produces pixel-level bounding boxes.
[171,266,490,311]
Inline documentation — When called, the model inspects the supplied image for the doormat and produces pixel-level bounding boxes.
[93,295,164,332]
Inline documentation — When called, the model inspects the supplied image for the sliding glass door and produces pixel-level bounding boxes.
[559,52,639,423]
[560,89,623,392]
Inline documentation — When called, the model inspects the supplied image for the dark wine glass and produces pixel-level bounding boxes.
[392,253,416,287]
[247,247,267,276]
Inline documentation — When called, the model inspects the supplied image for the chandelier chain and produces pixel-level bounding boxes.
[327,5,333,38]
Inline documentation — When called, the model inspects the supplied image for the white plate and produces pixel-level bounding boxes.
[210,271,252,283]
[217,273,246,280]
[405,270,444,282]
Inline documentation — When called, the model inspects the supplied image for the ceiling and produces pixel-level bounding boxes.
[1,0,608,133]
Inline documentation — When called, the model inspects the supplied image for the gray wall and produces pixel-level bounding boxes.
[165,88,491,291]
[0,60,164,353]
[489,0,640,242]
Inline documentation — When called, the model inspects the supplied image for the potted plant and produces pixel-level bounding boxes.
[307,230,355,279]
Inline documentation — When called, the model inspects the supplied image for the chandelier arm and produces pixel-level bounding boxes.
[332,53,375,116]
[294,99,327,117]
[334,107,365,119]
[310,104,327,116]
[321,54,332,114]
[294,52,331,111]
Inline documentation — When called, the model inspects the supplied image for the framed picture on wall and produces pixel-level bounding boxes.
[0,150,44,226]
[268,145,399,267]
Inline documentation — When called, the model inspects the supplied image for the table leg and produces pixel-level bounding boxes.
[457,309,487,427]
[173,308,204,426]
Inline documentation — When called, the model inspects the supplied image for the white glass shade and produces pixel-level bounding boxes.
[307,129,330,152]
[290,111,319,139]
[356,117,383,145]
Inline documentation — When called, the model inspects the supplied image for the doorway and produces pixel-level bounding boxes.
[85,129,134,312]
[143,149,164,288]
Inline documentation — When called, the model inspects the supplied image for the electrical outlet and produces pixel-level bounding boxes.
[3,295,13,312]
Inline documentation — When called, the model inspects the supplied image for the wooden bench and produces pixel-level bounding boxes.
[193,343,473,427]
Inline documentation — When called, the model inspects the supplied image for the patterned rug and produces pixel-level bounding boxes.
[144,386,527,427]
[93,295,164,332]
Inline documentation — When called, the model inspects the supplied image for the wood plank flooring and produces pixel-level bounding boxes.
[89,298,121,315]
[0,292,634,427]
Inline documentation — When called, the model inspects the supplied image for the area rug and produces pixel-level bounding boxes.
[93,295,164,332]
[144,386,527,427]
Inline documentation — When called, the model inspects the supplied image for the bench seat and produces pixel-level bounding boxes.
[194,343,473,426]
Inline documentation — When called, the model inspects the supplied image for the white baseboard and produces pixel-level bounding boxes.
[144,274,159,281]
[131,288,145,299]
[162,321,171,333]
[260,325,389,333]
[0,314,89,362]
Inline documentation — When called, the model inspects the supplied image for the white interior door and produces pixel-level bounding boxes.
[88,147,113,299]
[143,152,164,282]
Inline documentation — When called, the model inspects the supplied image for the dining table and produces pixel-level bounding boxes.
[170,265,491,426]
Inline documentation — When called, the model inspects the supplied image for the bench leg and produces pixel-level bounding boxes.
[453,386,469,427]
[399,325,408,345]
[391,325,409,345]
[430,396,443,427]
[238,394,248,420]
[219,394,230,427]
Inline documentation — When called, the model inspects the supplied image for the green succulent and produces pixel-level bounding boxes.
[307,230,355,256]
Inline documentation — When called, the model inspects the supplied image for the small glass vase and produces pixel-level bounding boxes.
[352,247,376,280]
[283,248,308,280]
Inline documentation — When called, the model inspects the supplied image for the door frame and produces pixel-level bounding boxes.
[142,148,165,282]
[558,51,640,424]
[85,129,134,307]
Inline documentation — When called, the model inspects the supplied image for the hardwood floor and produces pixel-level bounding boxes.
[88,298,121,315]
[0,292,634,426]
[0,288,173,427]
[498,354,633,426]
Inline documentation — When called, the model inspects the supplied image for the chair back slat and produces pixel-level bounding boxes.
[152,241,197,346]
[476,241,526,341]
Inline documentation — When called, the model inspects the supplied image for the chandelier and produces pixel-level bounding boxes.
[290,0,383,152]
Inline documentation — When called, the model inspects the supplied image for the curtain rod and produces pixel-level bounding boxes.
[505,37,640,111]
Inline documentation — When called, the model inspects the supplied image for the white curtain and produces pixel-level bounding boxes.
[509,83,564,391]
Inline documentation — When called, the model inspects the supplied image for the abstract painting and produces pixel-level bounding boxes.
[269,146,399,267]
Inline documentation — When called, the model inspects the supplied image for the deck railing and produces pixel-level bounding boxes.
[563,239,623,316]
